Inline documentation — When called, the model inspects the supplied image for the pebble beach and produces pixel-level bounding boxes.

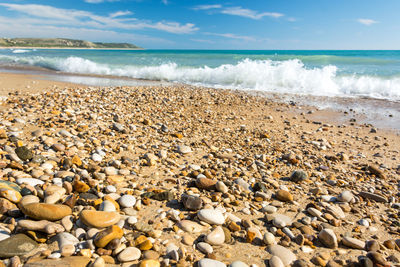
[0,72,399,267]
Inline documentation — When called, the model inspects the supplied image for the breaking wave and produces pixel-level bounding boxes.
[1,55,400,100]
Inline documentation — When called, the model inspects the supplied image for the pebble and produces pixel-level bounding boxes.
[267,245,297,266]
[182,195,203,210]
[272,214,292,228]
[198,258,227,267]
[80,210,120,228]
[318,229,338,248]
[342,236,365,249]
[117,247,141,262]
[0,234,38,258]
[197,242,213,254]
[177,220,205,233]
[269,256,284,267]
[337,190,354,203]
[198,209,225,225]
[215,181,228,193]
[359,191,388,203]
[139,259,161,267]
[205,226,225,245]
[20,203,72,221]
[229,262,249,267]
[263,232,275,245]
[94,225,123,248]
[177,145,192,154]
[119,195,136,208]
[275,190,293,202]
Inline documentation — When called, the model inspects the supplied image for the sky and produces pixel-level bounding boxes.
[0,0,399,49]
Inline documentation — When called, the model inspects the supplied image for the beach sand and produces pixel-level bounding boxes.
[0,71,399,266]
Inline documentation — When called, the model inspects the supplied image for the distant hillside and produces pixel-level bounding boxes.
[0,38,141,49]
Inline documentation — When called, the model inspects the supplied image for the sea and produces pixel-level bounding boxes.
[0,49,399,129]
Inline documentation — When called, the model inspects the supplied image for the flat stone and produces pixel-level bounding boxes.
[342,237,365,249]
[267,245,297,266]
[197,242,213,254]
[24,256,91,267]
[177,220,205,233]
[230,261,249,267]
[117,247,141,262]
[139,259,161,267]
[198,258,226,267]
[272,214,293,228]
[177,145,192,154]
[196,177,217,190]
[0,180,21,192]
[198,209,225,225]
[368,165,385,179]
[20,203,72,221]
[16,178,44,187]
[326,205,345,219]
[359,192,387,203]
[0,234,38,258]
[80,210,120,228]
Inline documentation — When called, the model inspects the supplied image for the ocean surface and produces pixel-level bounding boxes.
[1,49,400,101]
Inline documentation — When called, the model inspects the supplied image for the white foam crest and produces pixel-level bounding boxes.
[12,49,31,54]
[1,55,400,100]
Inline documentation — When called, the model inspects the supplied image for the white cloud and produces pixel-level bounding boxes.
[0,3,198,34]
[109,11,132,18]
[146,22,198,34]
[192,4,222,10]
[205,32,255,41]
[193,5,283,20]
[161,0,168,5]
[358,18,378,26]
[0,16,171,45]
[221,7,283,20]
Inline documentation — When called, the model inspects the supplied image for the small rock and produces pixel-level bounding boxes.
[205,226,225,245]
[275,190,293,202]
[198,258,226,267]
[198,209,225,225]
[117,247,141,262]
[267,245,297,266]
[269,256,284,267]
[119,195,136,208]
[318,229,338,248]
[80,210,120,228]
[0,234,38,258]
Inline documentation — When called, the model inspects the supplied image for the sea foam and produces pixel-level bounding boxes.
[1,55,400,101]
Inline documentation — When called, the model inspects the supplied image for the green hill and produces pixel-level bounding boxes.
[0,38,141,49]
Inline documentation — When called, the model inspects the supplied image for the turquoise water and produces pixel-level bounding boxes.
[1,49,400,100]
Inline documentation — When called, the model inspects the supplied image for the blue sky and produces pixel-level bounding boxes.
[0,0,398,49]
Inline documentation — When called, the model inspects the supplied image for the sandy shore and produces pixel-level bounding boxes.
[0,71,399,266]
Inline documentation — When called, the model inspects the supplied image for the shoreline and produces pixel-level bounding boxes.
[0,65,398,132]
